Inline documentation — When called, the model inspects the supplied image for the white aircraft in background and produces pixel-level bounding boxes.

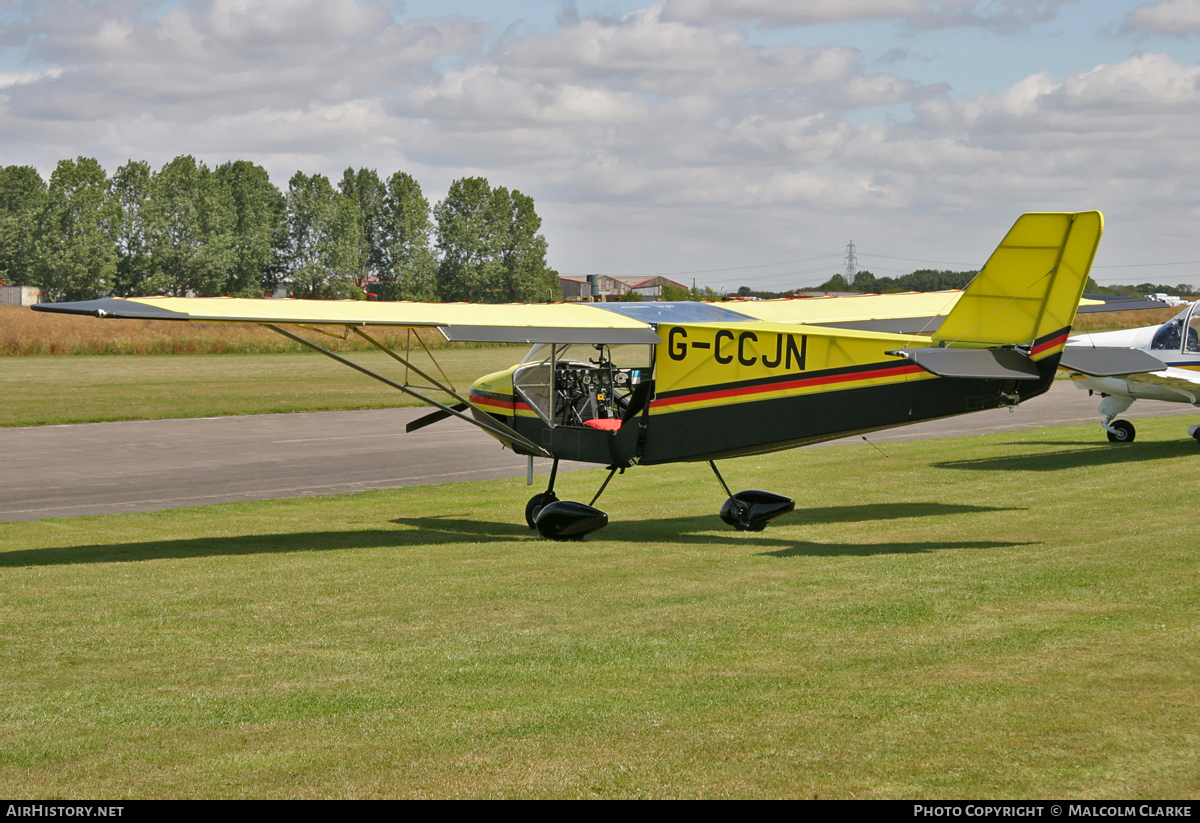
[1060,302,1200,443]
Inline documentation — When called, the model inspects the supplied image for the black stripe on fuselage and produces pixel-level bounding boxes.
[653,355,910,402]
[638,353,1061,465]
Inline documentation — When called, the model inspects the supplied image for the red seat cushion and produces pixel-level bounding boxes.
[583,418,622,431]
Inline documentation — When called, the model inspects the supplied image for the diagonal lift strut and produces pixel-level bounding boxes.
[263,323,551,457]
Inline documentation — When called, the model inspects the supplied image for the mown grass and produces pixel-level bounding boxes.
[1,419,1195,798]
[1,348,527,427]
[1072,307,1183,334]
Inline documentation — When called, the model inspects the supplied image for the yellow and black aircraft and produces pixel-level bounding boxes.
[34,211,1104,539]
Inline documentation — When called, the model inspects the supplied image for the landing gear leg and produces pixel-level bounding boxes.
[709,461,795,532]
[1098,395,1136,444]
[529,462,614,541]
[525,458,559,528]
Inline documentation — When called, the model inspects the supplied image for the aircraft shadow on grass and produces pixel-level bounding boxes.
[1,503,1029,567]
[934,440,1196,472]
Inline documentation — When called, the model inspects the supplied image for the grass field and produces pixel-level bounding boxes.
[1072,306,1183,334]
[1,419,1195,798]
[2,348,528,427]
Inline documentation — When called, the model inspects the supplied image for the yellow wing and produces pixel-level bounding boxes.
[33,296,661,344]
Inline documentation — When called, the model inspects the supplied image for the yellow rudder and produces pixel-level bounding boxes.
[933,211,1104,348]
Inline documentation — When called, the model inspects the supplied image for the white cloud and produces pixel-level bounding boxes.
[1122,0,1200,35]
[0,68,63,89]
[13,0,487,118]
[662,0,1076,32]
[2,2,1199,284]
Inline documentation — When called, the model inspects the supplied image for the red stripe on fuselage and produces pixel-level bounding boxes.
[469,393,532,413]
[471,394,515,411]
[650,363,924,409]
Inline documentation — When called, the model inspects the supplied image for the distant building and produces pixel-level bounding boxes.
[610,276,686,300]
[560,274,688,301]
[559,277,591,301]
[0,286,43,306]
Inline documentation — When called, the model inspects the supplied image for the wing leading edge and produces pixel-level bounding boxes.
[33,296,662,345]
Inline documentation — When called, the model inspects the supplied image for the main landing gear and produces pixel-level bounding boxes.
[1094,395,1200,444]
[1098,396,1136,443]
[525,458,611,541]
[709,461,795,532]
[523,459,797,540]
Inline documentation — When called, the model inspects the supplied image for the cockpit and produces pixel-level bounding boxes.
[512,342,655,429]
[1150,304,1200,354]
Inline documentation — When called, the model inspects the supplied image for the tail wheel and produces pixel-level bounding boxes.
[1107,419,1135,443]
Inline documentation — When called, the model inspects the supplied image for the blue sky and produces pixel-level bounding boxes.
[3,0,1200,289]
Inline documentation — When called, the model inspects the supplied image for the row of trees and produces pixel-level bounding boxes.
[0,158,560,303]
[817,269,978,293]
[817,270,1198,299]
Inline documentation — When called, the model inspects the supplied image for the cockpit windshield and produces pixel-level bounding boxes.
[1150,307,1192,352]
[512,342,654,428]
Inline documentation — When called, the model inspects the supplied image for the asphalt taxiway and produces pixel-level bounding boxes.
[3,380,1195,522]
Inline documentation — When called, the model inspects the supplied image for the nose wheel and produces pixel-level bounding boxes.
[524,458,612,540]
[525,491,559,528]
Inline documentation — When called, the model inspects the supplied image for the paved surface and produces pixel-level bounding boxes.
[1,408,574,522]
[3,381,1196,522]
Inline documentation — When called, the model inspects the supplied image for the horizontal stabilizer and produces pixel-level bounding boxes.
[406,403,469,433]
[1075,295,1172,314]
[890,347,1042,381]
[1059,347,1166,377]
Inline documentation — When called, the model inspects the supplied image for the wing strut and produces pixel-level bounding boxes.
[263,324,551,457]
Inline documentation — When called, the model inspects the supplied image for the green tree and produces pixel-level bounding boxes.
[495,187,559,303]
[434,177,558,303]
[142,156,236,297]
[0,165,47,286]
[284,172,360,299]
[338,168,385,295]
[814,273,850,291]
[375,171,436,301]
[816,269,977,293]
[110,160,156,296]
[660,282,717,301]
[216,161,286,297]
[36,157,119,302]
[434,177,495,301]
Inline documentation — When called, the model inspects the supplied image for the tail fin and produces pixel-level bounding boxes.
[933,211,1104,348]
